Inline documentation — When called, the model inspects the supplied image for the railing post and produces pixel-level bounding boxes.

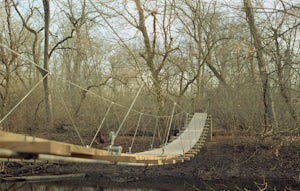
[207,115,213,142]
[205,115,213,142]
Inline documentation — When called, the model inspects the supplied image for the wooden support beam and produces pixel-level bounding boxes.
[0,130,109,156]
[178,156,190,161]
[135,159,163,165]
[185,151,198,155]
[0,141,70,156]
[163,158,185,164]
[0,130,46,142]
[184,153,195,158]
[92,155,136,163]
[189,148,200,152]
[70,146,107,156]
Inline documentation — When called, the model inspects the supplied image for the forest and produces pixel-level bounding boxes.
[0,0,299,145]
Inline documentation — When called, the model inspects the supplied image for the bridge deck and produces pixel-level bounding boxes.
[0,113,209,166]
[136,113,207,156]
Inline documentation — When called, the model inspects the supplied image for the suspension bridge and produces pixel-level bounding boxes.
[0,42,212,166]
[0,113,211,166]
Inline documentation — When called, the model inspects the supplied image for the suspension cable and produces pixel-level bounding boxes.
[128,113,142,153]
[150,116,159,149]
[115,85,143,137]
[162,116,170,145]
[179,131,185,155]
[187,114,192,149]
[62,78,179,118]
[89,102,114,147]
[0,73,49,125]
[179,112,188,154]
[0,42,49,74]
[164,102,177,146]
[58,89,85,146]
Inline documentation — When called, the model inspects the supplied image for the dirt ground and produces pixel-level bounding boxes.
[1,134,300,190]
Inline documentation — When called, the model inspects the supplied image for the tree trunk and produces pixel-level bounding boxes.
[43,0,53,129]
[134,0,165,115]
[72,27,84,116]
[243,0,277,133]
[274,30,298,128]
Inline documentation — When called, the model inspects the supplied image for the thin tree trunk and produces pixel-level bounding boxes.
[274,30,298,127]
[0,0,14,118]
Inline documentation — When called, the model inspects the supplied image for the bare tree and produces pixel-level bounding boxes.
[264,1,300,131]
[172,1,228,99]
[243,0,277,133]
[0,0,19,118]
[41,0,53,128]
[133,0,177,115]
[11,0,78,129]
[90,0,178,115]
[0,0,12,118]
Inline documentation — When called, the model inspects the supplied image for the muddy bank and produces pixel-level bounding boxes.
[1,136,300,190]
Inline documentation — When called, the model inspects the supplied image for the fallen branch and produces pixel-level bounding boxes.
[2,173,86,182]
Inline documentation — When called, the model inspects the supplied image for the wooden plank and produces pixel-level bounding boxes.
[162,159,176,164]
[95,149,109,155]
[165,158,184,164]
[0,130,47,142]
[195,142,204,147]
[189,148,200,152]
[92,155,136,163]
[162,158,185,164]
[0,130,109,156]
[70,145,107,156]
[184,153,195,158]
[70,145,95,155]
[135,159,163,165]
[185,151,198,155]
[177,156,190,161]
[0,141,71,156]
[135,156,163,160]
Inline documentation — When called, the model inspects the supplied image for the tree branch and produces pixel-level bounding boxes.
[49,28,75,58]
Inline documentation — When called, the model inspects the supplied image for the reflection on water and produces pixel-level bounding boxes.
[1,179,297,191]
[0,182,159,191]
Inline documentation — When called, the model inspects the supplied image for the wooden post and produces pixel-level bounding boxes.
[207,115,213,142]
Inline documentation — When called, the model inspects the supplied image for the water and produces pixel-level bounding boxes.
[1,178,297,191]
[0,181,161,191]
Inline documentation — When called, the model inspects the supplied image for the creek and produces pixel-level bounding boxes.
[0,180,190,191]
[2,181,159,191]
[0,177,298,191]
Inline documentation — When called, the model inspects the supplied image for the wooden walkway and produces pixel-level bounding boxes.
[0,113,211,166]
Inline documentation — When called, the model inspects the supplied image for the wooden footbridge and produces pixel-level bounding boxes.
[0,113,211,166]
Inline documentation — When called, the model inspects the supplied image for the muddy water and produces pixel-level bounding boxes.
[1,179,298,191]
[0,181,162,191]
[0,180,203,191]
